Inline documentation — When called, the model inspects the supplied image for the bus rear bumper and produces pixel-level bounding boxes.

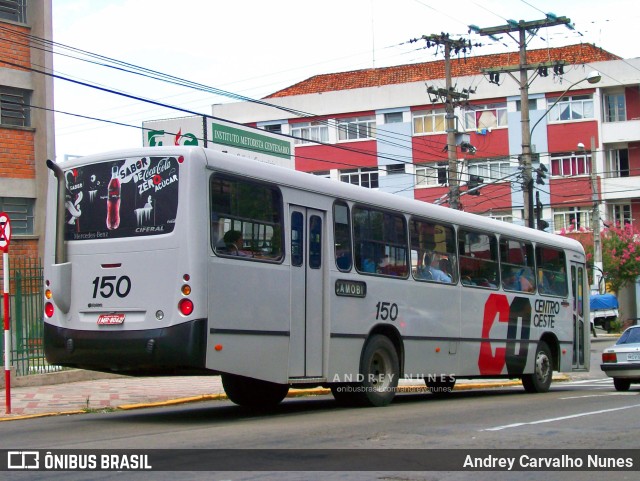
[43,319,208,375]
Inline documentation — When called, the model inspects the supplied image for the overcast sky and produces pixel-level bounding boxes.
[51,0,639,161]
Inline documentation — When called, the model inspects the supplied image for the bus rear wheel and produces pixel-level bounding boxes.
[359,335,400,407]
[332,335,399,407]
[521,341,553,393]
[221,373,289,408]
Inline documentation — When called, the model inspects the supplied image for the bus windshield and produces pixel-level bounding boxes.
[63,155,179,240]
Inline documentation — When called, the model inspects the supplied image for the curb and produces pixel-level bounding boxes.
[0,377,565,422]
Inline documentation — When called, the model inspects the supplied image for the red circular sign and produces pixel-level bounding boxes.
[0,212,11,252]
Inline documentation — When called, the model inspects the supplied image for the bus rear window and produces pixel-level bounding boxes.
[64,156,179,240]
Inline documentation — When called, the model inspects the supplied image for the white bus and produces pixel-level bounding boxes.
[43,146,589,408]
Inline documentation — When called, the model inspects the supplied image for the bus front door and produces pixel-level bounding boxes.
[289,206,325,379]
[571,262,589,370]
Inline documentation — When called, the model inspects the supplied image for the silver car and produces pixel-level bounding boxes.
[601,325,640,391]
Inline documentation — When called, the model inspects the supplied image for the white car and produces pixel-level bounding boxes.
[601,325,640,391]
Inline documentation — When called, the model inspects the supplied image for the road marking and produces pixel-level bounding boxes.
[560,393,638,400]
[482,403,640,431]
[567,379,610,384]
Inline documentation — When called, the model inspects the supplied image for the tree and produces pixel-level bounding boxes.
[600,223,640,294]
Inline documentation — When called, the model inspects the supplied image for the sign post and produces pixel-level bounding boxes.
[0,211,12,414]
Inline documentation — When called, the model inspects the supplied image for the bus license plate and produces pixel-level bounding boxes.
[627,353,640,361]
[97,313,125,325]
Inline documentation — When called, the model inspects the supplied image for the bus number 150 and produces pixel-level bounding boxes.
[91,275,132,299]
[376,301,399,322]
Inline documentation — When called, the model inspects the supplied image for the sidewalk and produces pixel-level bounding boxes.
[0,370,548,421]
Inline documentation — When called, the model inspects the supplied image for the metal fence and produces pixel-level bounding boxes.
[1,257,60,376]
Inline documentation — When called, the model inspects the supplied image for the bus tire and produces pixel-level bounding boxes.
[221,373,289,408]
[357,334,400,407]
[425,376,456,396]
[613,378,631,392]
[521,341,553,393]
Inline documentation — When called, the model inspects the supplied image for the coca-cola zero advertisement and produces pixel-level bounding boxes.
[63,156,179,240]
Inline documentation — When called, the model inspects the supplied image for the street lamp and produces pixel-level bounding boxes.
[523,70,602,228]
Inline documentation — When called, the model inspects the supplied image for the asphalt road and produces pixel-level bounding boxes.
[3,336,638,481]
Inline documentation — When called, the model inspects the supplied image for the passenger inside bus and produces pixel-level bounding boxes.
[222,230,253,257]
[502,267,535,292]
[417,253,452,283]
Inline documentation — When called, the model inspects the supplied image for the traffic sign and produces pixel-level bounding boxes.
[0,212,11,252]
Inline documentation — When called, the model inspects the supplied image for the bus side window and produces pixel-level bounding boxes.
[499,238,535,293]
[210,175,283,262]
[291,212,304,267]
[458,229,498,289]
[334,202,352,271]
[409,218,457,284]
[353,206,407,277]
[309,215,322,269]
[536,246,568,297]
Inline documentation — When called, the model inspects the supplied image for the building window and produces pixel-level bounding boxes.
[547,94,594,122]
[0,0,26,22]
[488,212,513,223]
[610,204,632,227]
[464,103,507,130]
[606,148,629,178]
[340,168,379,188]
[384,112,404,124]
[0,197,34,235]
[290,121,329,145]
[415,163,447,187]
[262,124,282,134]
[467,158,511,182]
[312,170,330,179]
[385,164,405,175]
[0,86,31,127]
[413,110,446,134]
[337,116,376,141]
[550,153,591,177]
[553,207,591,232]
[516,99,538,111]
[604,93,626,122]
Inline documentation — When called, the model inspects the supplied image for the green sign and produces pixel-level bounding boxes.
[210,122,291,160]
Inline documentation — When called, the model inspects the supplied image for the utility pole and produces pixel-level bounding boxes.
[590,135,603,292]
[413,34,473,210]
[472,16,571,227]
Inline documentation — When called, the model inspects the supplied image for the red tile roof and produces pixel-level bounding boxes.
[265,44,619,99]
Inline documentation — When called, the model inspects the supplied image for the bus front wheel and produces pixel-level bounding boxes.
[521,341,553,393]
[222,373,289,408]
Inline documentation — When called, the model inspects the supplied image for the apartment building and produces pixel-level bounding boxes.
[0,0,55,260]
[212,43,640,233]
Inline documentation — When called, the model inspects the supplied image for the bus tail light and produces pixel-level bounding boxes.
[602,352,617,363]
[178,298,194,316]
[45,302,55,318]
